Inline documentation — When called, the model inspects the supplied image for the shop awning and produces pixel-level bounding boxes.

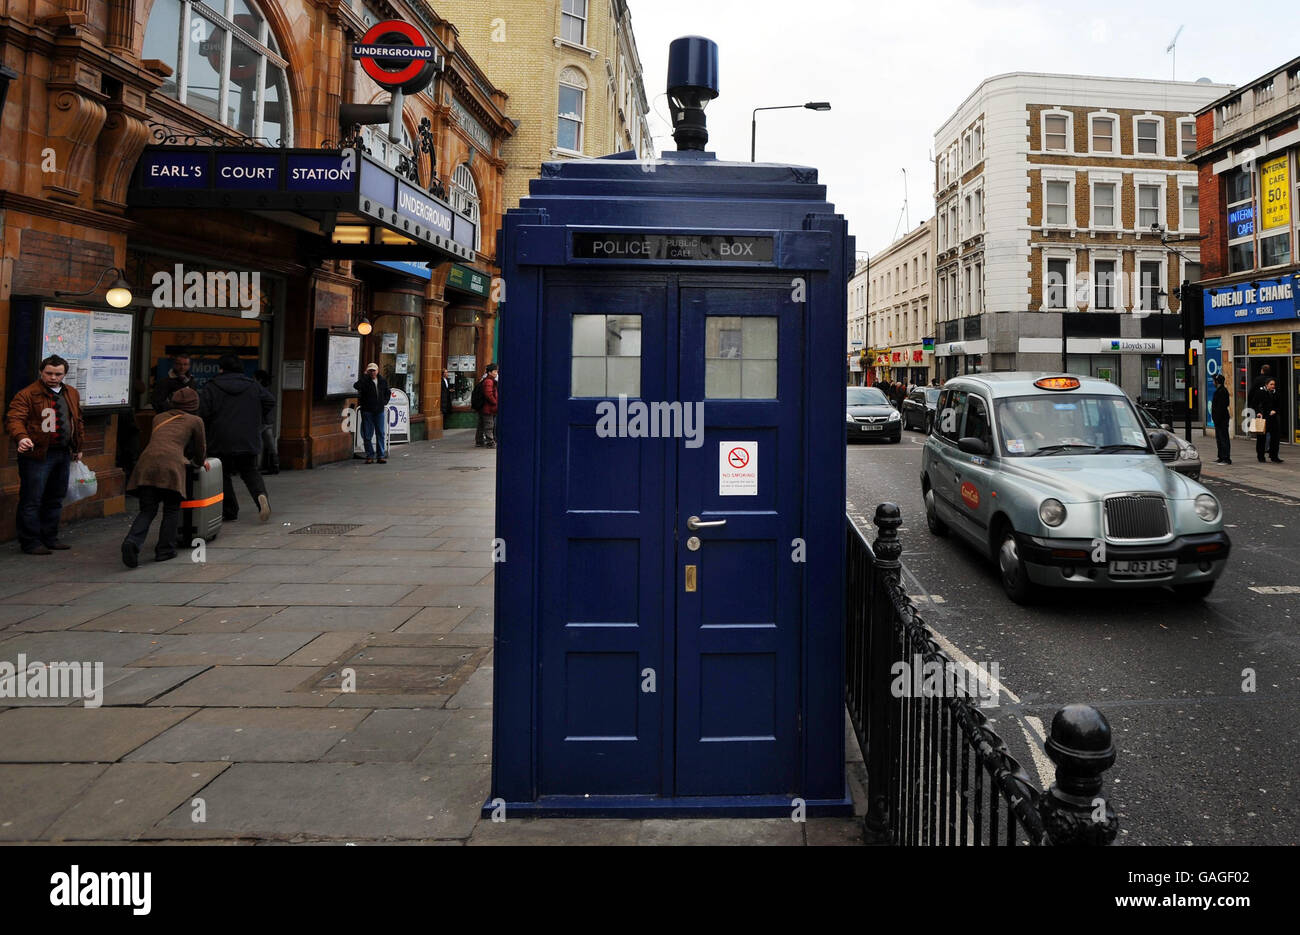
[128,146,475,265]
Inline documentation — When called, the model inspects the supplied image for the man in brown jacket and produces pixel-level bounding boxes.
[5,355,85,554]
[122,387,207,566]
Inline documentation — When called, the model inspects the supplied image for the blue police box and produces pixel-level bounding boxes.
[488,37,854,816]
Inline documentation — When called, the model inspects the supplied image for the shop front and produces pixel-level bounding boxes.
[1203,273,1297,443]
[441,263,495,428]
[934,338,988,379]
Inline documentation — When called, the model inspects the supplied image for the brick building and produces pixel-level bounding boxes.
[0,0,515,540]
[863,219,933,386]
[434,0,654,212]
[1188,57,1300,447]
[932,73,1230,403]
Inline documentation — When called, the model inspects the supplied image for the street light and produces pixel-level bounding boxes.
[751,101,831,162]
[54,266,134,308]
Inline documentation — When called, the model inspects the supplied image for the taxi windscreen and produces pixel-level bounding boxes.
[994,395,1151,457]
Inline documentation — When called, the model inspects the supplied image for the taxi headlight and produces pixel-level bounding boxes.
[888,409,901,422]
[1194,493,1220,522]
[846,411,855,424]
[1178,445,1199,460]
[1038,498,1067,527]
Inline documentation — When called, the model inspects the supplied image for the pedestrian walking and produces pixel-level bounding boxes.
[121,388,208,567]
[354,363,390,464]
[254,370,279,474]
[473,363,499,448]
[4,355,84,554]
[1249,377,1283,463]
[1211,374,1232,465]
[152,353,194,412]
[198,355,274,521]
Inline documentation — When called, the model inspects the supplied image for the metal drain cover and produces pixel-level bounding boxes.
[448,466,484,472]
[289,523,364,535]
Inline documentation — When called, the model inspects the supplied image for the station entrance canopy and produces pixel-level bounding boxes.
[128,146,476,266]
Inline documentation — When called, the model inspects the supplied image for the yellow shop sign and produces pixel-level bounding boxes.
[1247,333,1292,355]
[1262,155,1291,230]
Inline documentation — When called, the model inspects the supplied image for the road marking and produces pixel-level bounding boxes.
[1249,585,1300,594]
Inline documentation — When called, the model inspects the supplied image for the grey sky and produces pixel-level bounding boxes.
[628,0,1298,256]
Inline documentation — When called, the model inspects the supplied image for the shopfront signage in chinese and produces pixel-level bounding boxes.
[1203,274,1296,327]
[1261,155,1291,230]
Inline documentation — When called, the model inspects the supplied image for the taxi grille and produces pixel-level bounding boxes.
[1104,495,1169,540]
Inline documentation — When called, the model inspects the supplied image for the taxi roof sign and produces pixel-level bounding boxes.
[1034,376,1081,391]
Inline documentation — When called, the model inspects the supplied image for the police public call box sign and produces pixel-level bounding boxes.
[571,232,775,264]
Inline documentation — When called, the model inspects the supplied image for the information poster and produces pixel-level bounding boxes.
[282,360,305,391]
[1205,338,1221,428]
[395,353,409,374]
[1146,368,1161,390]
[381,332,398,354]
[326,333,361,396]
[41,305,134,408]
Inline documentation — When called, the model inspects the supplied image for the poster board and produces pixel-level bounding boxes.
[39,305,135,409]
[314,330,361,398]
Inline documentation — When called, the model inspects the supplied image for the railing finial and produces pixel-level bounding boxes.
[871,502,903,569]
[1039,704,1119,845]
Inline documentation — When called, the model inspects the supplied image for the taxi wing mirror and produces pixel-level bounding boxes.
[958,436,990,456]
[1147,430,1169,451]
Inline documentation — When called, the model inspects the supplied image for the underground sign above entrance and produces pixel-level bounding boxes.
[352,20,442,93]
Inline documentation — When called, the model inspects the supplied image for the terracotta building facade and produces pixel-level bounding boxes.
[0,0,514,539]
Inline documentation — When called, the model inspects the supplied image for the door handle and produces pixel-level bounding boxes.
[687,515,727,530]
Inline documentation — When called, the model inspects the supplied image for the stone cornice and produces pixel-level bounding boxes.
[0,189,137,233]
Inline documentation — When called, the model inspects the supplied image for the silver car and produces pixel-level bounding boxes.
[920,373,1231,604]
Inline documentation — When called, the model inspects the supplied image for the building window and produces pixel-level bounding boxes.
[142,0,293,144]
[1135,118,1161,156]
[1091,116,1115,153]
[1180,185,1199,232]
[1044,113,1069,152]
[1092,182,1116,227]
[449,164,482,252]
[1046,257,1070,309]
[1179,119,1197,156]
[560,0,587,45]
[972,262,983,314]
[558,77,585,153]
[974,189,984,230]
[1137,183,1162,229]
[1093,258,1117,310]
[362,122,413,174]
[372,313,422,413]
[1225,166,1256,273]
[1259,154,1293,268]
[1044,180,1070,226]
[1138,260,1163,311]
[572,314,641,397]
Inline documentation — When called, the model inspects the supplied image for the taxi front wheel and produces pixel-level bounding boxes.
[924,487,948,537]
[997,527,1038,605]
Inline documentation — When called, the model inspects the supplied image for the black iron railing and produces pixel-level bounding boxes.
[847,504,1119,845]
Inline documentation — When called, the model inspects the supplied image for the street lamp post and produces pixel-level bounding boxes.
[751,101,831,162]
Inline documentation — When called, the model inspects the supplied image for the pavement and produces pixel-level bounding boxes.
[0,430,864,845]
[1198,429,1300,501]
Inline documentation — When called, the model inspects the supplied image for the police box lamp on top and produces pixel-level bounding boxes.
[54,266,134,309]
[667,36,719,152]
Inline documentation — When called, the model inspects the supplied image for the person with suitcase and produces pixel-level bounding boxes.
[199,355,274,522]
[121,387,208,567]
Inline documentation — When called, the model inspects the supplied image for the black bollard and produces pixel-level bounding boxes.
[1039,703,1119,845]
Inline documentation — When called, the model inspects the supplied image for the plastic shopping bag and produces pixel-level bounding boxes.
[66,460,97,503]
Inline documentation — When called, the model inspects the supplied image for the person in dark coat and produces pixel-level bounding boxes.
[122,387,207,566]
[198,355,274,521]
[353,362,390,464]
[1249,377,1283,463]
[1211,374,1232,465]
[152,353,194,412]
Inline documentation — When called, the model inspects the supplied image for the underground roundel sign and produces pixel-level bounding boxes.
[352,20,440,94]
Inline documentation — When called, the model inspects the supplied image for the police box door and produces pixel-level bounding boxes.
[674,280,804,796]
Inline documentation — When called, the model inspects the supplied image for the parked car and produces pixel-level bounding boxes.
[847,386,902,443]
[902,387,940,433]
[920,373,1230,603]
[1134,403,1201,480]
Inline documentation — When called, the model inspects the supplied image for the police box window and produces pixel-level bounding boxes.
[705,317,777,399]
[572,314,641,398]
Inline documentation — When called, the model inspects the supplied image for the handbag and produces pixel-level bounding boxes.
[1251,415,1266,434]
[66,460,98,503]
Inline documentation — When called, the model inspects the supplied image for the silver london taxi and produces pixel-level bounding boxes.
[920,374,1231,604]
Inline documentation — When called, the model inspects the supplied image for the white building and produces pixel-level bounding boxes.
[847,258,870,384]
[865,219,934,386]
[933,72,1231,402]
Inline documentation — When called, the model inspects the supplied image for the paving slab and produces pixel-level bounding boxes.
[66,583,219,607]
[43,762,231,841]
[0,764,107,840]
[170,607,288,633]
[321,709,452,762]
[0,606,46,628]
[468,818,641,846]
[401,585,493,608]
[5,581,114,604]
[151,762,490,840]
[638,818,805,846]
[451,607,493,634]
[148,666,333,707]
[0,707,195,762]
[446,665,492,710]
[415,709,491,767]
[97,666,208,707]
[805,818,865,846]
[4,605,128,632]
[279,633,365,667]
[182,583,291,607]
[126,708,369,763]
[0,630,179,667]
[134,632,315,667]
[223,564,349,583]
[251,606,417,632]
[367,537,446,552]
[394,606,475,634]
[75,605,210,633]
[144,562,250,583]
[256,583,414,606]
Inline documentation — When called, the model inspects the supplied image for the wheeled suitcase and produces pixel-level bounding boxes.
[178,457,223,544]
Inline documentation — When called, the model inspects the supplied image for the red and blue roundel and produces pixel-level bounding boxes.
[352,20,439,93]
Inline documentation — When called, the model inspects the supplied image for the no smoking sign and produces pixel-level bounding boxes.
[719,441,758,496]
